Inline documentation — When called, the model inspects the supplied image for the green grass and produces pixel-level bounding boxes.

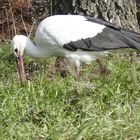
[0,43,140,140]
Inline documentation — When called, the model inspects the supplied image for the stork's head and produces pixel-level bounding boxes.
[11,35,28,82]
[11,35,28,56]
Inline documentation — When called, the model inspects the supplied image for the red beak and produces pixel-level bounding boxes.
[16,55,26,82]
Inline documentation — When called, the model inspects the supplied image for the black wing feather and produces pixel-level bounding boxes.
[63,16,140,51]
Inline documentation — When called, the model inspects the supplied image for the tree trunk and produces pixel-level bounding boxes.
[53,0,139,31]
[137,0,140,26]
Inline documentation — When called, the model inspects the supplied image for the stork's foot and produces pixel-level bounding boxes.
[75,66,81,80]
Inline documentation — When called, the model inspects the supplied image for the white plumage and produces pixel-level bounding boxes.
[35,15,105,46]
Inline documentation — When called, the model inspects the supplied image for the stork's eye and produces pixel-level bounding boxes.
[14,48,18,54]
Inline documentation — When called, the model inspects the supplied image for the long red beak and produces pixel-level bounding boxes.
[16,55,26,82]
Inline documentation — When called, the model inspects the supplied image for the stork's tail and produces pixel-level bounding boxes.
[121,29,140,50]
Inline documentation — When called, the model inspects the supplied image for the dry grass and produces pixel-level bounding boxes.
[0,0,52,41]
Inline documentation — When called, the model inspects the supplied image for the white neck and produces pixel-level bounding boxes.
[25,38,48,58]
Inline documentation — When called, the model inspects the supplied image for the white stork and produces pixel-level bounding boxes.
[11,15,140,81]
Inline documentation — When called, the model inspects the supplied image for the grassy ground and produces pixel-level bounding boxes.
[0,43,140,140]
